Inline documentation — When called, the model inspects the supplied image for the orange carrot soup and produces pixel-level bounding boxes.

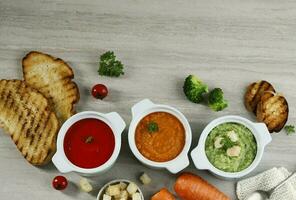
[135,112,185,162]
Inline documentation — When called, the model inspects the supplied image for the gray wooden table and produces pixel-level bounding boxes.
[1,0,296,199]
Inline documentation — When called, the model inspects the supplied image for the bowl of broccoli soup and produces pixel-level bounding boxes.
[191,115,272,180]
[205,122,257,172]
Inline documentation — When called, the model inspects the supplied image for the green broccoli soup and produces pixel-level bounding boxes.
[205,122,257,172]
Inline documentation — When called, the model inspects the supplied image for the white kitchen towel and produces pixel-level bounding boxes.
[270,175,296,200]
[236,167,296,200]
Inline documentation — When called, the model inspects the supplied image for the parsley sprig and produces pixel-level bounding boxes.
[284,125,295,135]
[98,51,124,77]
[221,136,238,151]
[147,122,159,133]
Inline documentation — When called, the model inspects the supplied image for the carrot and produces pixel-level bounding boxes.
[174,173,230,200]
[151,188,176,200]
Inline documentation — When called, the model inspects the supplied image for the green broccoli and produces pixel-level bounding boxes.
[208,88,228,111]
[98,51,124,77]
[183,75,208,103]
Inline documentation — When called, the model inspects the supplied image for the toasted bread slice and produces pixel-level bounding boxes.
[0,80,59,165]
[256,91,288,133]
[244,80,275,114]
[22,51,80,124]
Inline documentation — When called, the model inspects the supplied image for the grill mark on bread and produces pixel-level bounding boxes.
[13,105,29,142]
[254,81,269,103]
[4,91,12,121]
[23,106,32,138]
[252,81,265,102]
[266,85,274,93]
[35,116,51,164]
[19,91,34,138]
[7,91,19,135]
[245,80,275,114]
[17,99,34,159]
[42,120,53,162]
[32,112,50,160]
[0,80,6,99]
[0,80,59,165]
[27,97,50,162]
[1,89,11,114]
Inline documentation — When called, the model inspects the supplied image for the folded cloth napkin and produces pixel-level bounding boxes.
[237,167,296,200]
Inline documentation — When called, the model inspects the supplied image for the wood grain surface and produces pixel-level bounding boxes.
[0,0,296,199]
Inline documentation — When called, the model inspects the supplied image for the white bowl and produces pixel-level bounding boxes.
[128,99,192,174]
[191,115,272,180]
[52,111,126,176]
[97,179,144,200]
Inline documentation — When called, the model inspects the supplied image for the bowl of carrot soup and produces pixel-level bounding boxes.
[128,99,192,174]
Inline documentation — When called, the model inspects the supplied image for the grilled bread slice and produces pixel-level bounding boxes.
[22,51,80,124]
[256,91,288,133]
[244,80,275,114]
[0,80,59,165]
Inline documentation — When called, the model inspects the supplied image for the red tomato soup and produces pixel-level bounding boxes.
[63,118,115,168]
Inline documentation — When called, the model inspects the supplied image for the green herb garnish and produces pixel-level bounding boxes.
[221,136,238,150]
[98,51,124,77]
[147,122,159,133]
[284,125,295,135]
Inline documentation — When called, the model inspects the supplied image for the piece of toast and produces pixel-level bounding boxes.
[22,51,80,124]
[256,91,288,133]
[0,80,59,165]
[244,80,275,114]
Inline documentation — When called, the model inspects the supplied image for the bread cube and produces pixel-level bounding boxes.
[120,190,128,199]
[127,182,138,195]
[227,130,238,142]
[226,145,241,157]
[103,194,112,200]
[114,192,121,199]
[114,189,128,200]
[106,184,121,196]
[79,178,93,193]
[119,182,127,190]
[214,136,223,149]
[117,195,128,200]
[139,173,151,185]
[132,192,142,200]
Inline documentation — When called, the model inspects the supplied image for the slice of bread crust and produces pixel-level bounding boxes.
[244,80,275,114]
[0,80,59,165]
[256,91,289,133]
[22,51,80,124]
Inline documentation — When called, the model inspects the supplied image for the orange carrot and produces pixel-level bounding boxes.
[174,173,230,200]
[151,188,176,200]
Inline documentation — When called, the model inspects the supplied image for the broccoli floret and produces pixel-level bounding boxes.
[98,51,124,77]
[208,88,228,111]
[183,75,208,103]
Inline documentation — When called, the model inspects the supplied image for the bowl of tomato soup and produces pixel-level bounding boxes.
[128,99,192,174]
[52,111,126,176]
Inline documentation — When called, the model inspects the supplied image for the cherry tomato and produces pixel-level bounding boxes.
[52,176,68,190]
[92,84,108,99]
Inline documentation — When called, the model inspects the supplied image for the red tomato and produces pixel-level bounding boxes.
[92,84,108,99]
[52,176,68,190]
